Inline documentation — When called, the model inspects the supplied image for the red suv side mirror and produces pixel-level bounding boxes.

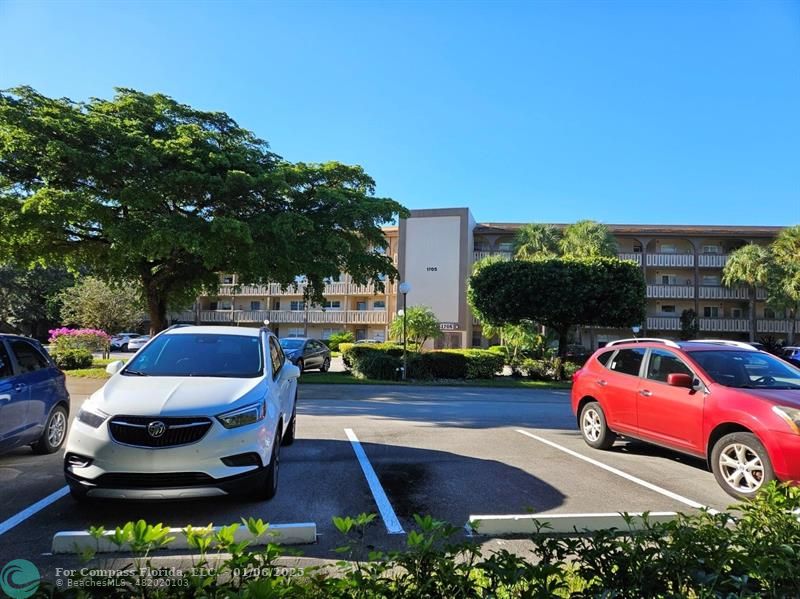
[667,373,694,388]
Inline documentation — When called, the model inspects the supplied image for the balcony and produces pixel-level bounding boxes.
[698,254,729,268]
[646,284,694,299]
[646,317,681,331]
[618,252,643,265]
[699,318,749,333]
[473,250,513,262]
[645,253,695,267]
[698,286,749,300]
[215,282,380,297]
[197,310,387,325]
[757,319,800,334]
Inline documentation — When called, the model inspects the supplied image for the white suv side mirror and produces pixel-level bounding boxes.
[105,360,125,376]
[283,364,301,380]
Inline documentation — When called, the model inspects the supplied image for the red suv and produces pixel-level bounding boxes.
[571,338,800,499]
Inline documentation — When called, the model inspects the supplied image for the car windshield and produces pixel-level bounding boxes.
[123,333,263,378]
[279,339,304,350]
[689,350,800,389]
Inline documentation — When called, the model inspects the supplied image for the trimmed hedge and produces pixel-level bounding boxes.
[53,348,94,370]
[343,345,503,380]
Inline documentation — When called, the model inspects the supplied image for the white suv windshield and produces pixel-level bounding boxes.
[124,334,264,378]
[689,350,800,389]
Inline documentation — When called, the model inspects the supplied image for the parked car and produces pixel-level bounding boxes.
[110,333,141,352]
[278,337,331,373]
[126,335,151,352]
[0,334,70,455]
[571,338,800,499]
[64,325,300,501]
[781,346,800,368]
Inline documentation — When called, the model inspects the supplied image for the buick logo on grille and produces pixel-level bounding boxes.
[147,421,167,438]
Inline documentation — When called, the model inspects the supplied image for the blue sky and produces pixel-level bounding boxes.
[1,0,798,225]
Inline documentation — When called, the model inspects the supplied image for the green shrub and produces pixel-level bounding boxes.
[38,483,800,599]
[53,348,94,370]
[461,349,504,378]
[423,351,467,378]
[327,331,355,352]
[352,351,402,380]
[339,342,355,367]
[562,361,581,379]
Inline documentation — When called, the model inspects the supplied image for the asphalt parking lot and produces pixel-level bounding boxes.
[0,378,734,574]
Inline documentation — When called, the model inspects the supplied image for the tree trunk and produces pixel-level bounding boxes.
[144,281,168,335]
[790,308,797,346]
[749,287,757,343]
[555,326,568,381]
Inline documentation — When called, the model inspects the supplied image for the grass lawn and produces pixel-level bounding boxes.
[63,358,127,379]
[299,370,571,389]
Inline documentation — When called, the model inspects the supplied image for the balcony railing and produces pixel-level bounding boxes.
[215,282,379,297]
[698,254,729,268]
[473,250,513,262]
[618,252,643,265]
[698,286,749,300]
[646,284,694,299]
[698,318,750,333]
[197,310,387,325]
[645,253,695,267]
[757,319,800,334]
[646,317,681,331]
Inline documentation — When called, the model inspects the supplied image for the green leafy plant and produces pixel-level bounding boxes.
[52,348,94,370]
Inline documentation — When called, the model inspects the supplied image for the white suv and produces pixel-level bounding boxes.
[64,326,299,501]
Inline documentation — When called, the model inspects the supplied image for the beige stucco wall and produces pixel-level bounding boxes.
[402,215,462,325]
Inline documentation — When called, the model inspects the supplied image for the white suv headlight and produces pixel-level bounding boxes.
[772,405,800,434]
[77,407,109,428]
[216,401,266,429]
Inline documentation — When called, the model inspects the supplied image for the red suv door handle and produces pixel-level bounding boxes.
[596,379,607,386]
[639,389,652,397]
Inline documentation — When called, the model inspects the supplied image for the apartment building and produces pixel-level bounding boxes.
[187,208,794,348]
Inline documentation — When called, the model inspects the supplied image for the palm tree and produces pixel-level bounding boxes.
[513,224,562,260]
[722,244,772,342]
[769,225,800,344]
[560,220,618,258]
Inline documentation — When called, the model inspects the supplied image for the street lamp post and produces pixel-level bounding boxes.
[398,282,411,380]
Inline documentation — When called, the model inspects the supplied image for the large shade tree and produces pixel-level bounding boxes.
[0,263,74,338]
[469,258,646,356]
[0,87,406,332]
[722,244,772,342]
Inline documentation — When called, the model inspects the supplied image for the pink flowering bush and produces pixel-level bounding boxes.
[49,328,110,354]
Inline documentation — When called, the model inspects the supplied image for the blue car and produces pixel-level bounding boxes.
[0,334,70,454]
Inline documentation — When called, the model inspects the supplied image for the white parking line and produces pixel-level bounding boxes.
[0,486,70,536]
[515,429,717,513]
[344,428,404,535]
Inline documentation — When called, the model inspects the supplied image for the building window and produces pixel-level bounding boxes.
[287,327,304,337]
[660,244,676,254]
[498,242,514,252]
[732,308,743,318]
[323,300,341,309]
[209,301,218,311]
[703,306,720,318]
[702,245,721,254]
[355,328,367,341]
[661,275,677,285]
[764,308,776,319]
[702,275,720,286]
[290,301,306,311]
[633,243,643,253]
[250,301,261,311]
[373,300,386,310]
[219,301,232,311]
[324,274,341,283]
[321,328,342,339]
[222,275,234,284]
[356,301,367,311]
[661,305,676,314]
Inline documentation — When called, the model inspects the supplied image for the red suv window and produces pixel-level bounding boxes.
[608,348,646,376]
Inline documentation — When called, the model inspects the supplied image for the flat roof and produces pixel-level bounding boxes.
[474,223,784,237]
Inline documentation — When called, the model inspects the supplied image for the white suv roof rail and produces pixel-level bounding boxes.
[606,337,680,348]
[684,339,758,350]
